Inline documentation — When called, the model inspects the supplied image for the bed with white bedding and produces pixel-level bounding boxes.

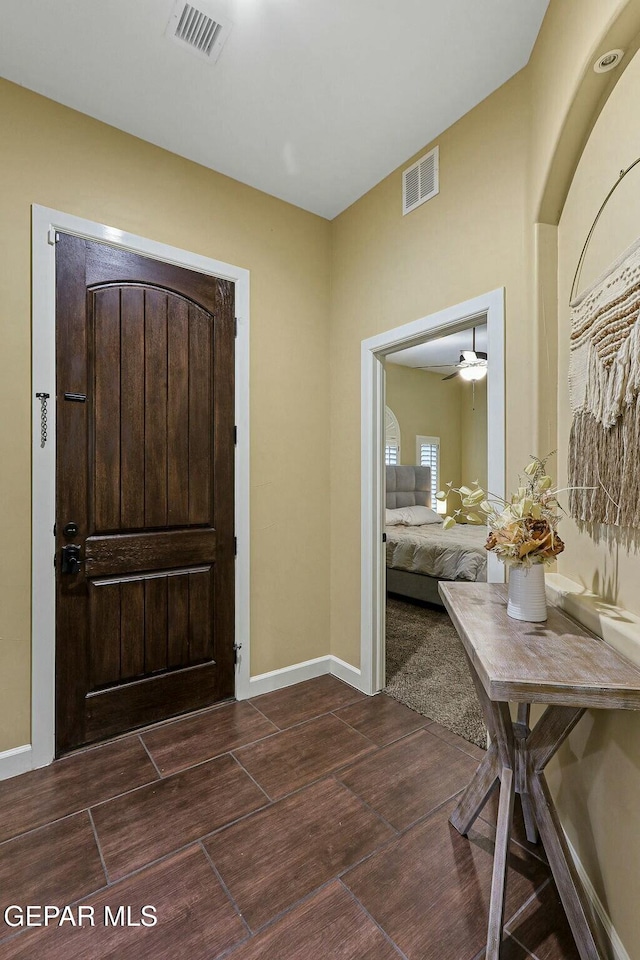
[386,520,487,582]
[385,465,487,605]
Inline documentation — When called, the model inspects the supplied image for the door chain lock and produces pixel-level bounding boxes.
[35,393,50,448]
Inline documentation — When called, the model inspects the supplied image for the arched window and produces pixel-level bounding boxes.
[384,406,401,465]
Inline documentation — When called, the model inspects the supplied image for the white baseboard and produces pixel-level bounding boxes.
[565,832,630,960]
[1,657,364,780]
[241,654,364,699]
[243,655,331,698]
[0,744,33,782]
[328,655,362,689]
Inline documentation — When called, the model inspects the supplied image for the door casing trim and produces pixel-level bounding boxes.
[31,205,251,770]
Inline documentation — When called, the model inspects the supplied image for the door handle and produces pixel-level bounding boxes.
[60,544,82,575]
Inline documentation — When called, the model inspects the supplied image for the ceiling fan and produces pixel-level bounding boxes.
[422,327,488,381]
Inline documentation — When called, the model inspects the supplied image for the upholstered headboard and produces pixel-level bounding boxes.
[385,465,431,509]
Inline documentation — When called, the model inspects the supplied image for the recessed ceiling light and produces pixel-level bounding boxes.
[593,49,624,73]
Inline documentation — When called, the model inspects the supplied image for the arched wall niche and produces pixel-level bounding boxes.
[531,11,640,957]
[535,1,640,227]
[531,1,640,467]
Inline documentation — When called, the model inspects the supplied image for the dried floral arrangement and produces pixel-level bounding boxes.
[436,454,565,567]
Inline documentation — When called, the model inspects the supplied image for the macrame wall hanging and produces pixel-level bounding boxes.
[568,157,640,528]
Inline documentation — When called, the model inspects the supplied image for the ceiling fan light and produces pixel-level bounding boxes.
[459,365,487,382]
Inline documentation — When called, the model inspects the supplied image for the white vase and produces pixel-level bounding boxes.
[507,564,547,622]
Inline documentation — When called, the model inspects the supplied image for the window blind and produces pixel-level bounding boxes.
[417,437,439,505]
[385,443,399,466]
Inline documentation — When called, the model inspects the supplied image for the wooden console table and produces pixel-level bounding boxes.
[438,582,640,960]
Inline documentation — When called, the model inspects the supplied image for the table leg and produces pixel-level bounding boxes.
[450,652,513,839]
[450,662,519,957]
[450,689,518,959]
[519,789,538,846]
[462,649,497,742]
[526,704,586,771]
[450,661,601,958]
[515,704,538,845]
[529,773,602,960]
[524,705,604,960]
[483,700,518,959]
[450,741,500,835]
[487,765,515,960]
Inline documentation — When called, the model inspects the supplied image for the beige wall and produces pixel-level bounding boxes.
[385,362,487,498]
[459,379,488,492]
[3,0,640,948]
[528,0,634,221]
[329,0,640,952]
[327,0,638,656]
[329,69,531,668]
[558,46,640,612]
[384,363,462,492]
[551,44,640,952]
[0,79,332,751]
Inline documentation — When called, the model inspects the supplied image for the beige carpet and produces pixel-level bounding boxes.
[384,595,486,748]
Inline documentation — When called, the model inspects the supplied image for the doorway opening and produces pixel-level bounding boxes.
[384,324,490,746]
[360,289,505,705]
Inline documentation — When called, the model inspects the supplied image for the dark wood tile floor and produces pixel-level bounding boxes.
[0,677,579,960]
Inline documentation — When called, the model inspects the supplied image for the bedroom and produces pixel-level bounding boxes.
[384,325,489,592]
[383,328,489,745]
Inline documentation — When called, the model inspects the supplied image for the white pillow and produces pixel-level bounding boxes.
[385,505,442,526]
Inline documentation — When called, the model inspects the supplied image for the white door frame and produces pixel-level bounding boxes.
[360,288,506,695]
[30,205,251,771]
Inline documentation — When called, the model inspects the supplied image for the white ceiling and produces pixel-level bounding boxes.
[0,0,549,219]
[387,325,488,375]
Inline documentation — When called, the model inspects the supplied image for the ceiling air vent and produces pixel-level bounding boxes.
[403,146,439,216]
[166,0,232,63]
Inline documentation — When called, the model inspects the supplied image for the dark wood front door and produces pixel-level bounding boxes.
[55,234,235,755]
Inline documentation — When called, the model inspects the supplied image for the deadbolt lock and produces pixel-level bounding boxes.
[60,544,82,575]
